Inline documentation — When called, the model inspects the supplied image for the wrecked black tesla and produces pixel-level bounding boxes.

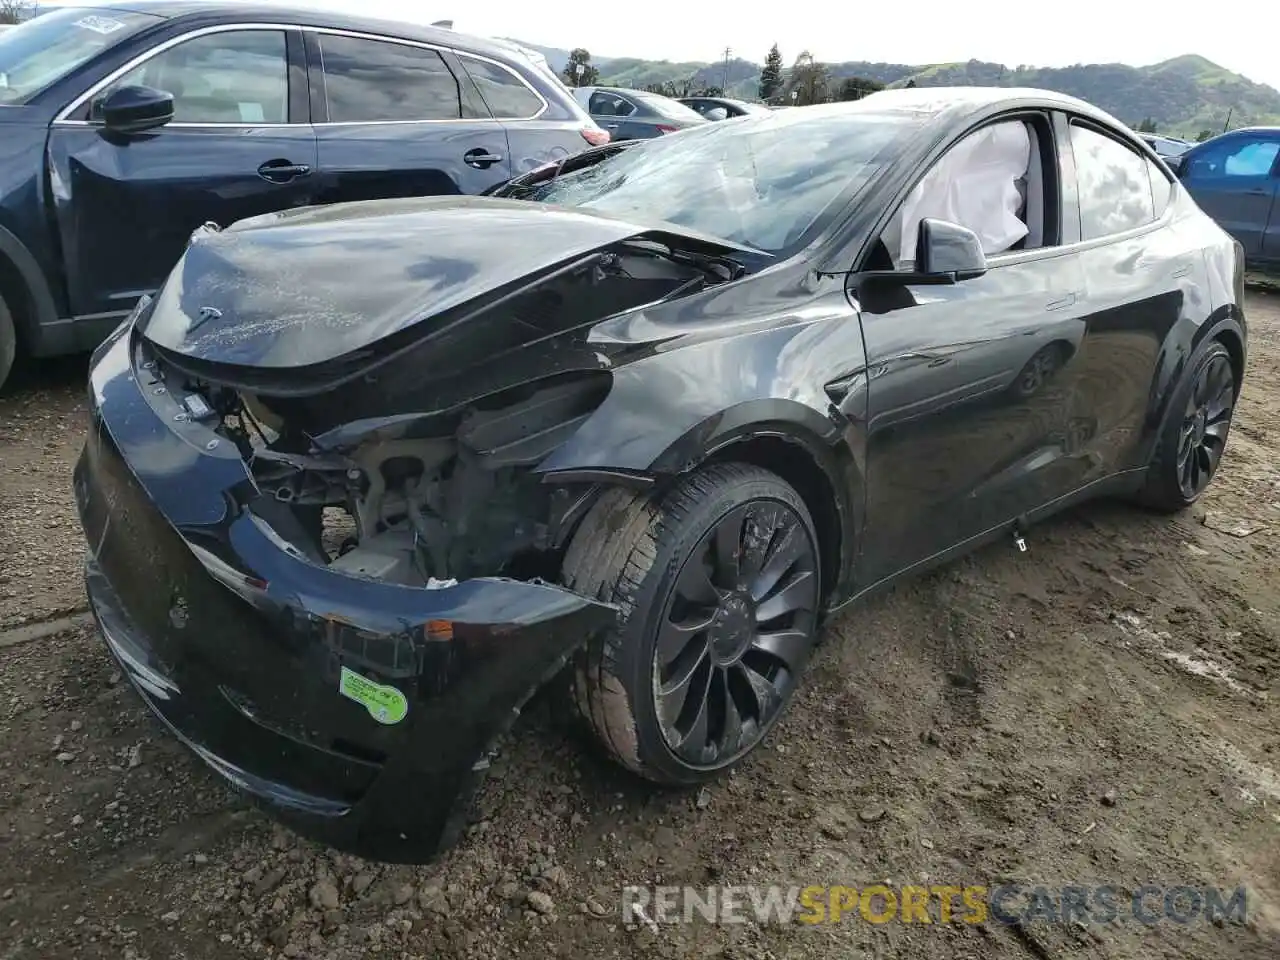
[74,89,1247,862]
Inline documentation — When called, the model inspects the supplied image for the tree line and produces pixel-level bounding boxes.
[761,45,893,106]
[561,44,892,106]
[0,1,35,24]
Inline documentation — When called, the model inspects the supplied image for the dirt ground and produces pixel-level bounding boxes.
[1,293,1279,960]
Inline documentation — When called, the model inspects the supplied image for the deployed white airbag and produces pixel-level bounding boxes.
[897,121,1032,264]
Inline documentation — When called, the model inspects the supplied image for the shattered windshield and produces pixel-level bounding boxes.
[0,8,160,104]
[531,106,921,254]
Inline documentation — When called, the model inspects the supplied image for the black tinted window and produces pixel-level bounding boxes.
[1070,123,1154,239]
[629,92,707,122]
[461,55,542,118]
[319,34,460,122]
[1184,137,1280,179]
[106,30,289,124]
[588,91,634,117]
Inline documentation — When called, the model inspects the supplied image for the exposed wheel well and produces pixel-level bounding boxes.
[704,435,843,601]
[1214,328,1245,397]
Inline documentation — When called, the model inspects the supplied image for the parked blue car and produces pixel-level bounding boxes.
[1169,127,1280,269]
[0,1,608,388]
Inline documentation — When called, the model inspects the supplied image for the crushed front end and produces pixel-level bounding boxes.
[72,200,756,860]
[73,318,619,863]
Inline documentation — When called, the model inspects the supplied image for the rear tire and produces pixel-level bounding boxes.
[0,294,16,393]
[562,462,821,784]
[1138,340,1236,512]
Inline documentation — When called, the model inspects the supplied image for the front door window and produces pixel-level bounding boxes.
[97,29,290,124]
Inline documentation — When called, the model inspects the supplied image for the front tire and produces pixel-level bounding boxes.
[562,463,821,784]
[1139,339,1236,512]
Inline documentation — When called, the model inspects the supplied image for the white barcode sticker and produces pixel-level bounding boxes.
[75,16,127,35]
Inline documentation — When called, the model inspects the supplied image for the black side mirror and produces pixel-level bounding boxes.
[915,218,988,281]
[95,85,174,135]
[847,217,987,293]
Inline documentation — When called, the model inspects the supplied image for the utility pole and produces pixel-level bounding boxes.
[722,47,732,93]
[1222,107,1233,133]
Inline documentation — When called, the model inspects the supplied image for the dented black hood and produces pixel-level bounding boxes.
[138,197,675,370]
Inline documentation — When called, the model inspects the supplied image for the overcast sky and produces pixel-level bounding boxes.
[267,0,1279,91]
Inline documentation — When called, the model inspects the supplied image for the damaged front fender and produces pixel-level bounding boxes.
[75,330,615,862]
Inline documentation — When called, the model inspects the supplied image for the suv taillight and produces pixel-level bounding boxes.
[655,124,678,135]
[581,126,611,146]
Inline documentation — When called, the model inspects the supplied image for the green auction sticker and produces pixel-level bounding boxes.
[338,666,408,725]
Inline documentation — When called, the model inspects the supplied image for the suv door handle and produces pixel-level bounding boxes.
[464,148,504,169]
[257,159,311,183]
[1045,292,1078,311]
[603,123,619,130]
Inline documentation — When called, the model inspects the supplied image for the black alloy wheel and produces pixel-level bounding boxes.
[654,500,819,767]
[1139,339,1236,512]
[562,462,823,783]
[1176,347,1234,500]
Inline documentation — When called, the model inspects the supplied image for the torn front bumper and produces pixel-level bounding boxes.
[73,325,615,863]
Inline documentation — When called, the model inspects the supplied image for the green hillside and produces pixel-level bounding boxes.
[512,40,1280,136]
[897,55,1280,135]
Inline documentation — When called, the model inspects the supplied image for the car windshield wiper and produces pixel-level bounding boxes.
[620,238,747,283]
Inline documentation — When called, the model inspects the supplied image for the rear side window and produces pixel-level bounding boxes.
[588,91,635,117]
[1070,123,1154,240]
[460,55,542,119]
[318,34,460,122]
[629,92,707,123]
